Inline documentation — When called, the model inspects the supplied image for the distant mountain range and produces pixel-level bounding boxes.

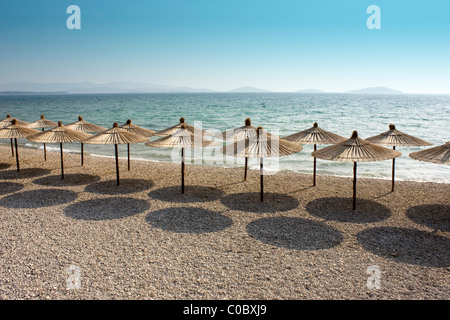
[0,81,216,94]
[0,82,403,95]
[345,86,402,94]
[228,86,271,93]
[294,89,325,93]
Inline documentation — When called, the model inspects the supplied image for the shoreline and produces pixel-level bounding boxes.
[0,144,449,299]
[2,142,448,185]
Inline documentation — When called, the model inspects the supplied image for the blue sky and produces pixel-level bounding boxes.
[1,0,449,93]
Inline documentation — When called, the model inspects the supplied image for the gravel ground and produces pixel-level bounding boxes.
[0,144,449,300]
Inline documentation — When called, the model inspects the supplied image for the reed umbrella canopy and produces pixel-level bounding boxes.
[0,119,40,172]
[312,130,401,209]
[119,119,156,171]
[284,122,346,186]
[146,124,220,193]
[284,122,346,145]
[82,122,149,185]
[65,116,107,133]
[222,126,303,201]
[64,116,107,166]
[0,119,39,140]
[223,126,303,158]
[27,114,58,129]
[365,124,433,191]
[119,119,156,137]
[0,114,31,128]
[409,142,450,165]
[0,114,32,157]
[27,114,58,161]
[366,124,433,147]
[216,118,258,181]
[152,117,213,137]
[27,121,92,178]
[216,118,258,141]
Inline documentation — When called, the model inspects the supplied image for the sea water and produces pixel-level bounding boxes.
[0,92,449,183]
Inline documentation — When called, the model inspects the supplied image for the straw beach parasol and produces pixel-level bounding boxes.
[119,119,156,171]
[216,118,258,181]
[0,119,40,172]
[65,116,107,166]
[27,121,92,179]
[366,124,433,191]
[223,126,303,201]
[409,142,450,165]
[83,122,149,186]
[152,117,213,137]
[284,122,345,186]
[27,114,58,161]
[0,114,31,157]
[146,124,220,194]
[312,131,401,210]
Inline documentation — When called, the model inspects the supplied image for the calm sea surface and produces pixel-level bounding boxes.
[1,93,449,183]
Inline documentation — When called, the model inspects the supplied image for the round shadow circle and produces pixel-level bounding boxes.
[0,163,11,170]
[0,189,77,208]
[0,168,51,180]
[148,185,225,203]
[0,182,24,195]
[64,197,150,220]
[306,197,391,223]
[406,204,450,232]
[246,217,343,250]
[220,192,300,213]
[146,207,233,233]
[357,227,450,268]
[33,174,101,187]
[84,179,154,195]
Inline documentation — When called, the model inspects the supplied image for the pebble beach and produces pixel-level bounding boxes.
[0,144,449,300]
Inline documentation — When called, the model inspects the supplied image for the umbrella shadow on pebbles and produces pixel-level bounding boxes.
[84,179,154,195]
[148,185,225,203]
[306,197,391,223]
[33,174,101,187]
[247,217,343,251]
[220,192,300,213]
[0,182,24,196]
[0,163,11,170]
[0,168,51,180]
[0,189,77,208]
[146,207,232,233]
[406,204,450,232]
[357,227,450,268]
[64,197,150,221]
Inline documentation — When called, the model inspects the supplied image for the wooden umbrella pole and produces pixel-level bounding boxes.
[244,157,248,181]
[391,146,396,192]
[60,143,64,179]
[313,144,317,186]
[181,147,185,194]
[10,138,14,157]
[127,143,131,171]
[81,143,84,166]
[260,157,264,202]
[115,144,120,186]
[14,138,19,172]
[353,162,357,210]
[42,128,47,161]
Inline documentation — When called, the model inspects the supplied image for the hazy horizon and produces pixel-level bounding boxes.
[1,1,450,94]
